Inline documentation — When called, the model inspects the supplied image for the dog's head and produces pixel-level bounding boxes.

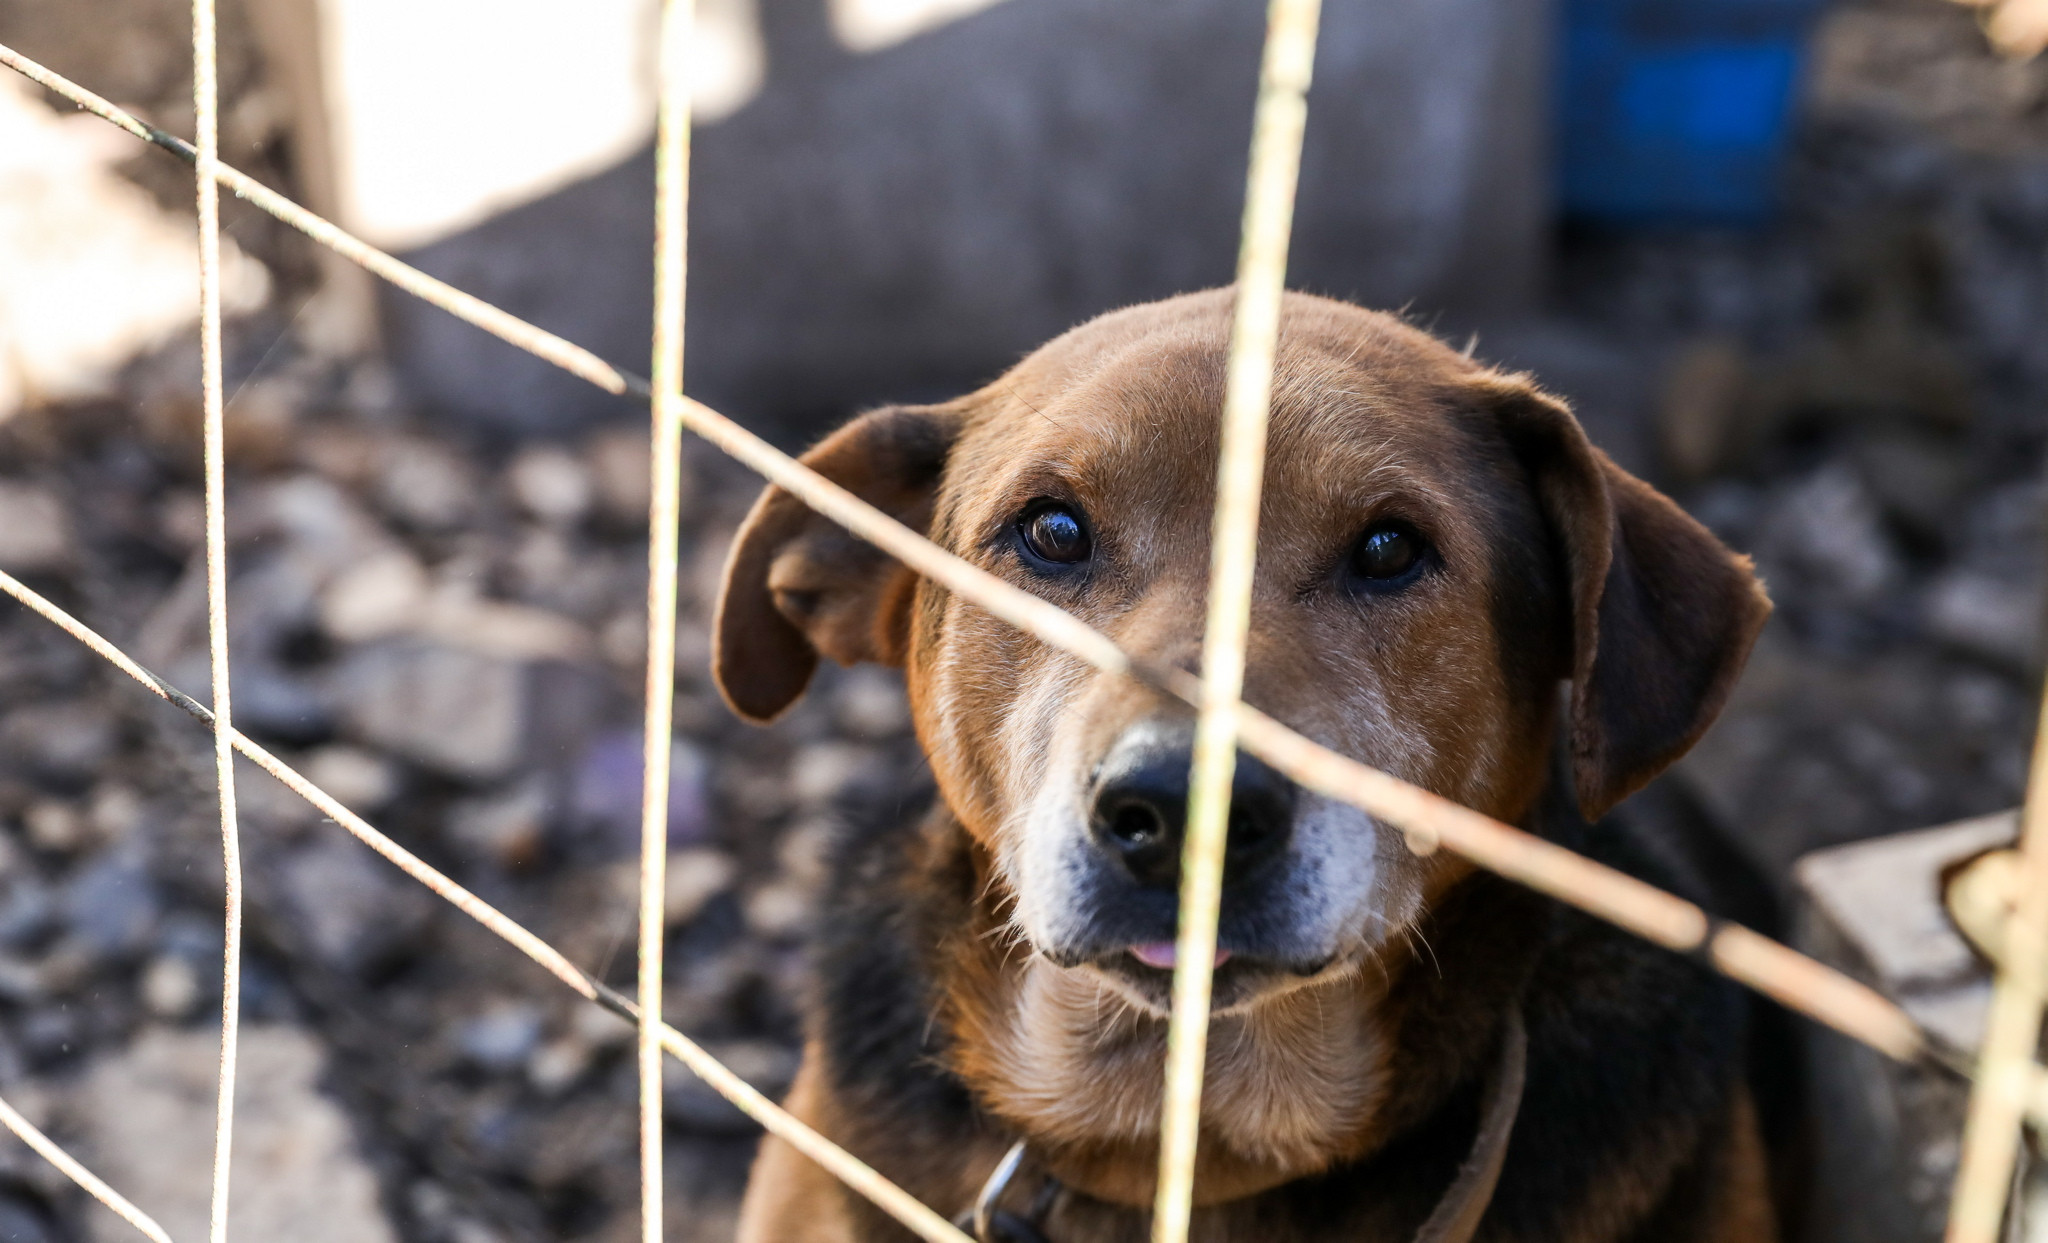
[715,290,1768,1016]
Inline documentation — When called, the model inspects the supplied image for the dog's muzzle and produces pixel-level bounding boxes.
[1087,718,1295,891]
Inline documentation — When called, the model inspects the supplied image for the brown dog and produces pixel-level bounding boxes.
[713,289,1775,1242]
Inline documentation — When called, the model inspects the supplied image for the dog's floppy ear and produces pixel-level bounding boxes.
[713,405,963,723]
[1484,373,1772,822]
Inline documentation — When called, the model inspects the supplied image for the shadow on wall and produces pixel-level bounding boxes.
[385,0,1553,444]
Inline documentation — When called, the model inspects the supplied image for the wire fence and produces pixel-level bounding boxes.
[1,3,2045,1239]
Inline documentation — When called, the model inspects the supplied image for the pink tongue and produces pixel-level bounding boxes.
[1131,943,1233,970]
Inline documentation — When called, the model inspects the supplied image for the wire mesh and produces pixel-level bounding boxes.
[186,0,244,1238]
[1946,681,2048,1242]
[0,565,974,1243]
[643,1,697,1240]
[0,1092,173,1243]
[0,8,2040,1238]
[1155,1,1320,1238]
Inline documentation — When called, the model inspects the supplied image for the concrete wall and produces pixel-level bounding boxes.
[383,0,1554,441]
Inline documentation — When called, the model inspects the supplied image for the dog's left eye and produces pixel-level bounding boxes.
[1346,522,1429,589]
[1016,503,1092,569]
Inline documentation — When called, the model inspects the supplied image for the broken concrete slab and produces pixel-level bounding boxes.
[1794,809,2024,1243]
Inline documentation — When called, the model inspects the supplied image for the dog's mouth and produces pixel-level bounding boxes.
[1086,943,1330,1014]
[1126,941,1232,971]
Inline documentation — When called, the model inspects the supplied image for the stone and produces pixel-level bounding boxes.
[413,588,593,663]
[1657,337,1749,482]
[72,1025,397,1243]
[0,484,72,574]
[1793,811,2024,1243]
[275,835,429,973]
[85,786,142,844]
[261,475,386,576]
[831,666,913,739]
[1925,570,2042,672]
[139,954,201,1020]
[0,702,118,789]
[776,818,835,889]
[232,755,321,839]
[788,742,882,809]
[448,782,551,870]
[375,440,476,532]
[1753,464,1901,604]
[661,1039,797,1135]
[22,802,86,854]
[319,547,431,643]
[334,639,526,781]
[664,848,738,926]
[60,852,158,958]
[525,1033,592,1095]
[300,745,400,813]
[1796,810,2017,1012]
[0,1191,56,1243]
[569,730,712,856]
[454,1001,544,1072]
[0,875,52,950]
[743,880,813,941]
[228,661,337,746]
[0,953,45,1004]
[507,446,594,526]
[586,428,658,525]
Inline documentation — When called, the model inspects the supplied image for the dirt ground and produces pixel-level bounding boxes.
[0,0,2043,1239]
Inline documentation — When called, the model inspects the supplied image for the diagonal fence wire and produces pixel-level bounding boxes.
[0,34,2004,1236]
[642,0,697,1240]
[0,567,975,1243]
[1946,676,2048,1243]
[1155,1,1320,1238]
[0,37,1943,1070]
[186,0,244,1239]
[0,1092,174,1243]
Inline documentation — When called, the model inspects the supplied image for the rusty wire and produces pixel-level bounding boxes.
[642,0,697,1239]
[0,31,2013,1238]
[1946,678,2048,1242]
[0,567,976,1243]
[0,33,1943,1068]
[0,1092,174,1243]
[1156,1,1321,1238]
[186,0,244,1238]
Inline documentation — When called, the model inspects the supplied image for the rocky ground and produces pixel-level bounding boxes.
[0,0,2043,1240]
[0,369,936,1242]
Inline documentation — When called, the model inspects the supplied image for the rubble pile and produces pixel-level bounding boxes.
[0,367,929,1242]
[1555,0,2048,882]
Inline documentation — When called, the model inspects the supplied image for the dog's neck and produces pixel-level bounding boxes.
[926,815,1552,1210]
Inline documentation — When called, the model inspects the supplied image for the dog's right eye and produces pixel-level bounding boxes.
[1345,521,1430,592]
[1016,503,1093,569]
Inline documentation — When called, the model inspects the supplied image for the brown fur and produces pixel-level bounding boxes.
[714,290,1776,1241]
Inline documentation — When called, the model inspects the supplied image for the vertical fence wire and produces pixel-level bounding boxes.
[0,36,2010,1238]
[642,1,696,1240]
[1946,680,2048,1242]
[0,566,975,1243]
[188,0,243,1239]
[0,41,1939,1074]
[1152,3,1323,1239]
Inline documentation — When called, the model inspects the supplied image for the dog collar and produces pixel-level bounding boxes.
[960,1009,1528,1243]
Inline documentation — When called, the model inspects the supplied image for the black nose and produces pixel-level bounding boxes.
[1088,721,1295,891]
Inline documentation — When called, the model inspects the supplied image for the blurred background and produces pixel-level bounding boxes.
[0,0,2045,1239]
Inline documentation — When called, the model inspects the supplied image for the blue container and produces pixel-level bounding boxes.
[1559,0,1829,223]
